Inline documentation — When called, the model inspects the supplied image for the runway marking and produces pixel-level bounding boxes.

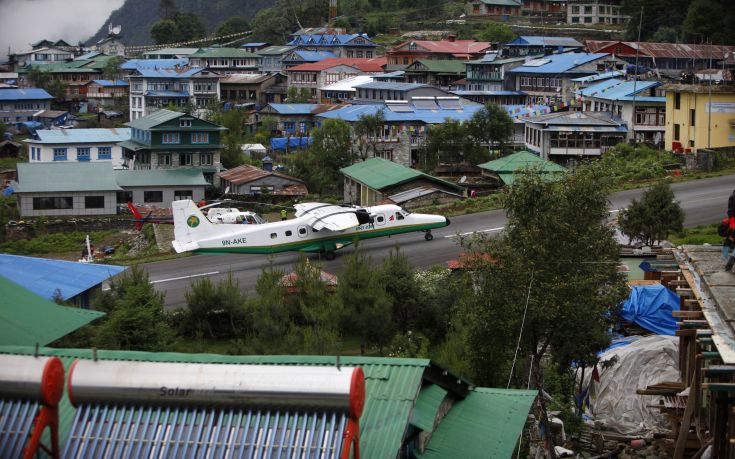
[444,227,505,238]
[151,271,220,284]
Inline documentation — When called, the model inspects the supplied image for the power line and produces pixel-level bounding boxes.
[124,30,253,53]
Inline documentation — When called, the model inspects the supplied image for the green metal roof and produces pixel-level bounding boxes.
[116,138,147,151]
[411,60,467,74]
[0,346,430,459]
[125,109,184,130]
[478,151,566,185]
[416,388,537,459]
[191,48,260,58]
[0,277,104,347]
[15,162,122,193]
[340,158,462,191]
[114,169,209,187]
[411,384,448,431]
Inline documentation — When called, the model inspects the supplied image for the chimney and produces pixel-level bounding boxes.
[262,155,273,172]
[447,34,456,42]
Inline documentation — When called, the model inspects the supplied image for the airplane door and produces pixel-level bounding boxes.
[297,225,308,238]
[375,214,385,226]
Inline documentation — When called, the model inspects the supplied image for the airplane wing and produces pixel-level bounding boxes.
[295,203,363,232]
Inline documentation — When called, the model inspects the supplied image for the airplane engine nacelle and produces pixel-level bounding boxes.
[355,209,373,225]
[67,360,365,419]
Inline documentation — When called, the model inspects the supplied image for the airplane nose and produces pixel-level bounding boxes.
[445,217,451,226]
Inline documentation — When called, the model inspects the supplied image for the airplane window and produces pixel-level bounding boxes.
[377,216,384,222]
[270,233,277,239]
[286,230,293,236]
[299,228,307,235]
[395,212,404,220]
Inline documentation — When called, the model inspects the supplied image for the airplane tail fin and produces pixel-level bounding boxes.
[127,202,143,231]
[171,199,217,253]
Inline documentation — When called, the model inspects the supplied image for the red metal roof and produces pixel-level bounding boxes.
[287,57,387,72]
[390,40,492,56]
[216,164,305,186]
[585,40,735,60]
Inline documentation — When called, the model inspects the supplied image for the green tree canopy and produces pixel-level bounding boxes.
[467,103,515,151]
[216,16,250,36]
[651,26,678,43]
[476,21,515,44]
[618,181,684,245]
[150,19,180,44]
[150,12,206,44]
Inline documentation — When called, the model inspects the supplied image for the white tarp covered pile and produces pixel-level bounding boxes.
[584,335,680,436]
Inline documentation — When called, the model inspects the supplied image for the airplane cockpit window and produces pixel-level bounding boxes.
[395,212,404,220]
[299,227,307,235]
[377,216,384,223]
[400,209,411,216]
[286,230,293,236]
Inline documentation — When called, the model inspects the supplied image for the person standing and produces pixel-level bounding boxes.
[281,208,288,221]
[725,190,735,271]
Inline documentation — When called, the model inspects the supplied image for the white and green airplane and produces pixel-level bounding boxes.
[172,199,450,259]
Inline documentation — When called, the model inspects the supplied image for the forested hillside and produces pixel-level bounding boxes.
[87,0,272,45]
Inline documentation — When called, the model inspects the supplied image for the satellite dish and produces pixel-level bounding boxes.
[112,25,122,35]
[459,175,467,184]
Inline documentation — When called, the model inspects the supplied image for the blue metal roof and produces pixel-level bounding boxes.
[451,90,526,96]
[353,82,428,91]
[0,88,53,101]
[135,67,205,78]
[509,53,610,74]
[265,103,321,115]
[571,70,624,83]
[288,34,376,46]
[242,42,268,47]
[26,128,131,144]
[91,79,128,87]
[0,254,126,301]
[317,104,483,124]
[577,78,664,102]
[120,59,188,70]
[507,36,583,48]
[291,50,337,61]
[145,90,190,97]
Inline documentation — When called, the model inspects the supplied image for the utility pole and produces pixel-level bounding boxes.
[708,39,713,149]
[630,6,643,145]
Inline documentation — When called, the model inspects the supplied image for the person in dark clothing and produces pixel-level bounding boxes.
[725,190,735,271]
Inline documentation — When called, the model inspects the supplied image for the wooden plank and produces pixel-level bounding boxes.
[676,329,697,337]
[703,365,735,375]
[673,311,704,319]
[673,386,696,459]
[702,383,735,391]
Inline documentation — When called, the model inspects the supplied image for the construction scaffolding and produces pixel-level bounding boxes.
[638,245,735,458]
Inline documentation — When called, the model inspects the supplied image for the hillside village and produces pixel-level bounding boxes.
[1,0,735,458]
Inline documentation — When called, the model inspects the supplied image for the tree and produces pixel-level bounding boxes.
[622,0,691,41]
[303,118,354,192]
[467,103,515,154]
[286,86,312,103]
[250,7,293,44]
[217,17,250,36]
[460,163,628,388]
[651,26,678,43]
[380,247,424,334]
[338,247,393,354]
[248,262,301,353]
[159,0,178,20]
[353,110,386,161]
[26,67,51,88]
[183,274,248,339]
[102,56,125,81]
[476,21,515,44]
[174,12,207,42]
[419,118,482,171]
[92,265,174,351]
[618,182,684,245]
[151,19,180,44]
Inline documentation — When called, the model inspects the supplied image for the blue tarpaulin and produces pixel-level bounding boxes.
[620,284,680,335]
[270,137,313,151]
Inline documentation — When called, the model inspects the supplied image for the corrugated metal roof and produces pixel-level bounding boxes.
[322,75,374,92]
[341,157,461,191]
[217,164,304,186]
[15,162,122,193]
[478,151,566,174]
[264,103,321,115]
[144,89,190,97]
[290,50,338,62]
[510,52,610,74]
[317,103,483,124]
[416,388,537,459]
[125,109,182,130]
[114,169,209,187]
[410,384,448,431]
[407,60,466,74]
[191,47,259,58]
[257,45,296,55]
[354,81,428,91]
[477,0,520,5]
[133,67,208,78]
[0,254,126,301]
[391,40,491,55]
[388,187,462,204]
[120,58,188,70]
[0,276,105,346]
[508,36,583,48]
[585,40,735,60]
[89,79,128,87]
[0,346,431,459]
[451,90,526,96]
[571,70,624,83]
[525,110,627,129]
[0,88,53,101]
[25,128,131,145]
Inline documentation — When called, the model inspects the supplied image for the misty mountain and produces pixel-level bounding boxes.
[87,0,273,46]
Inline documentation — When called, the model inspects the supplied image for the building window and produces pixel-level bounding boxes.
[116,191,133,204]
[179,153,192,166]
[53,148,67,161]
[33,196,73,210]
[162,132,180,144]
[674,93,680,110]
[180,119,192,127]
[674,123,680,140]
[690,108,695,126]
[159,154,171,166]
[200,153,213,166]
[77,147,90,161]
[191,132,209,144]
[144,191,163,203]
[174,190,193,200]
[85,196,105,209]
[97,146,112,159]
[283,121,295,131]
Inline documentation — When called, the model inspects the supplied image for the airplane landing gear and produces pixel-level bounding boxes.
[424,231,434,241]
[324,250,336,260]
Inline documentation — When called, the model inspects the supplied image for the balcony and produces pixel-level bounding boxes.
[466,72,503,81]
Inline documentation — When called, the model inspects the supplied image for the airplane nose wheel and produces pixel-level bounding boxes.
[424,231,434,241]
[324,250,336,260]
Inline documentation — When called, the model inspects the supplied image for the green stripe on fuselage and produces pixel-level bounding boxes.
[193,221,446,254]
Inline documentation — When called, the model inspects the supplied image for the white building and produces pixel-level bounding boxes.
[24,128,131,169]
